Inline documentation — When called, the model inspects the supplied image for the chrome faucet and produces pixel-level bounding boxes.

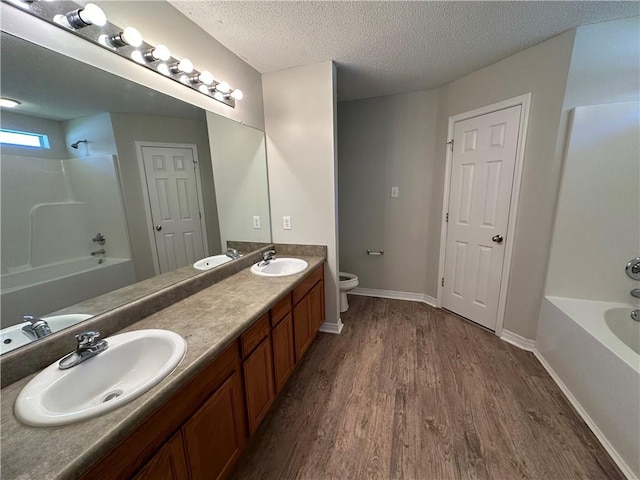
[22,315,52,340]
[632,310,640,322]
[58,331,108,370]
[91,249,106,256]
[257,249,276,267]
[92,232,106,245]
[631,289,640,299]
[225,248,241,259]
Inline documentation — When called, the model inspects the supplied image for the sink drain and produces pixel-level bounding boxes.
[103,390,123,403]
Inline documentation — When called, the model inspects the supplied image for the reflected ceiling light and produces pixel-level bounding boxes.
[189,70,214,86]
[144,44,171,62]
[107,27,143,48]
[157,64,171,76]
[0,98,21,108]
[170,58,194,75]
[64,3,106,29]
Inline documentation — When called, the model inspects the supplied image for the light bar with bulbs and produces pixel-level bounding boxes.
[5,0,243,108]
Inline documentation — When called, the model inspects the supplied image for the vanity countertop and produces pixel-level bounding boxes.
[0,255,325,480]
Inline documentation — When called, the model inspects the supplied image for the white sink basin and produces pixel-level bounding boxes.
[15,329,186,427]
[250,258,308,277]
[193,254,232,271]
[0,314,93,355]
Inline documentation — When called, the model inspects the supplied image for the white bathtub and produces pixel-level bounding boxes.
[1,257,136,328]
[537,296,640,480]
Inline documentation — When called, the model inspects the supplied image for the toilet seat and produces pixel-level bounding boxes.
[339,271,359,290]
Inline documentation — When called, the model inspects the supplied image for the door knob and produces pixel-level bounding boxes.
[492,235,503,243]
[155,225,162,231]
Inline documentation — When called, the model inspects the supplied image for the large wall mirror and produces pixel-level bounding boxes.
[0,32,271,354]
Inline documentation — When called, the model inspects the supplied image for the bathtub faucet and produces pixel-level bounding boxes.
[22,315,52,340]
[631,288,640,299]
[91,249,105,256]
[632,310,640,322]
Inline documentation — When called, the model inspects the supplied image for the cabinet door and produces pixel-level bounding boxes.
[293,294,312,362]
[243,336,275,434]
[309,281,324,335]
[182,371,246,480]
[134,432,189,480]
[272,313,295,393]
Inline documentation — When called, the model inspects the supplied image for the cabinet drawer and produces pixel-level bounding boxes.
[271,293,292,327]
[240,313,270,358]
[292,265,323,305]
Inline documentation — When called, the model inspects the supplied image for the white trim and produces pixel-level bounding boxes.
[135,142,209,275]
[351,288,437,308]
[533,350,638,480]
[437,93,532,337]
[319,318,344,334]
[500,329,536,351]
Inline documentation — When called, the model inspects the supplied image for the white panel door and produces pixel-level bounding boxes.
[443,105,521,330]
[142,146,205,273]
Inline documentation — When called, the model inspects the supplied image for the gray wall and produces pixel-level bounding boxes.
[338,90,439,296]
[263,61,340,327]
[110,112,221,281]
[431,30,576,340]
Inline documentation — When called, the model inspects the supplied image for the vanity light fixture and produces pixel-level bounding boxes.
[0,98,21,108]
[63,3,106,29]
[106,27,143,48]
[5,0,241,108]
[143,44,171,62]
[170,58,194,74]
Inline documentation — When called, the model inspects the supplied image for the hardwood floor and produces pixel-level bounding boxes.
[229,296,624,480]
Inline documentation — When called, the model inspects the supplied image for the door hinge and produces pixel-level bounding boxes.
[446,213,449,222]
[446,139,454,152]
[441,277,444,287]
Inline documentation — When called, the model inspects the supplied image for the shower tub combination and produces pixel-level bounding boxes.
[1,256,135,330]
[537,296,640,480]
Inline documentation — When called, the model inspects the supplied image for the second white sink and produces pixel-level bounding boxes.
[15,329,186,427]
[251,258,308,277]
[193,254,232,271]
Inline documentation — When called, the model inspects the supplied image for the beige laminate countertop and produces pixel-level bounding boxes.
[0,255,324,480]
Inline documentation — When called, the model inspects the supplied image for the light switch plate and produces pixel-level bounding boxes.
[283,216,292,230]
[253,216,261,229]
[391,186,399,198]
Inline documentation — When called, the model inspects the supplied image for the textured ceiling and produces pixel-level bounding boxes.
[170,1,639,101]
[1,33,203,121]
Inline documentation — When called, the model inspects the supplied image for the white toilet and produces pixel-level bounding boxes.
[339,272,359,313]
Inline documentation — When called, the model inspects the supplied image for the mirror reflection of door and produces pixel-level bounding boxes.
[140,145,207,273]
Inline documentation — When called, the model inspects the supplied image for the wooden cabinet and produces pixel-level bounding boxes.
[82,261,325,480]
[272,313,295,393]
[134,433,188,480]
[182,371,246,480]
[243,337,275,434]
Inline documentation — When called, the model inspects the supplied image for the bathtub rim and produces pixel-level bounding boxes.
[546,295,639,374]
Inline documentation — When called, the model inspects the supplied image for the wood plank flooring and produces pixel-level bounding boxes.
[229,296,624,480]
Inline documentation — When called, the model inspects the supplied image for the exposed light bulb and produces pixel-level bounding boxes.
[62,3,106,29]
[198,85,210,95]
[179,74,190,85]
[171,58,194,74]
[215,81,230,94]
[77,3,106,27]
[108,27,143,48]
[130,50,145,64]
[0,98,21,108]
[144,44,171,62]
[230,89,244,100]
[213,92,225,102]
[157,64,171,76]
[198,71,214,85]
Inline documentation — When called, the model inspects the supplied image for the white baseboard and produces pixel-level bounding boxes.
[350,288,437,308]
[533,350,637,480]
[500,329,536,351]
[319,317,344,335]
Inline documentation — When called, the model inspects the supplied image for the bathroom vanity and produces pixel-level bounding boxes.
[0,250,326,480]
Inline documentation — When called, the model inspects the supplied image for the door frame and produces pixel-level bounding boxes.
[436,93,532,336]
[135,141,210,275]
